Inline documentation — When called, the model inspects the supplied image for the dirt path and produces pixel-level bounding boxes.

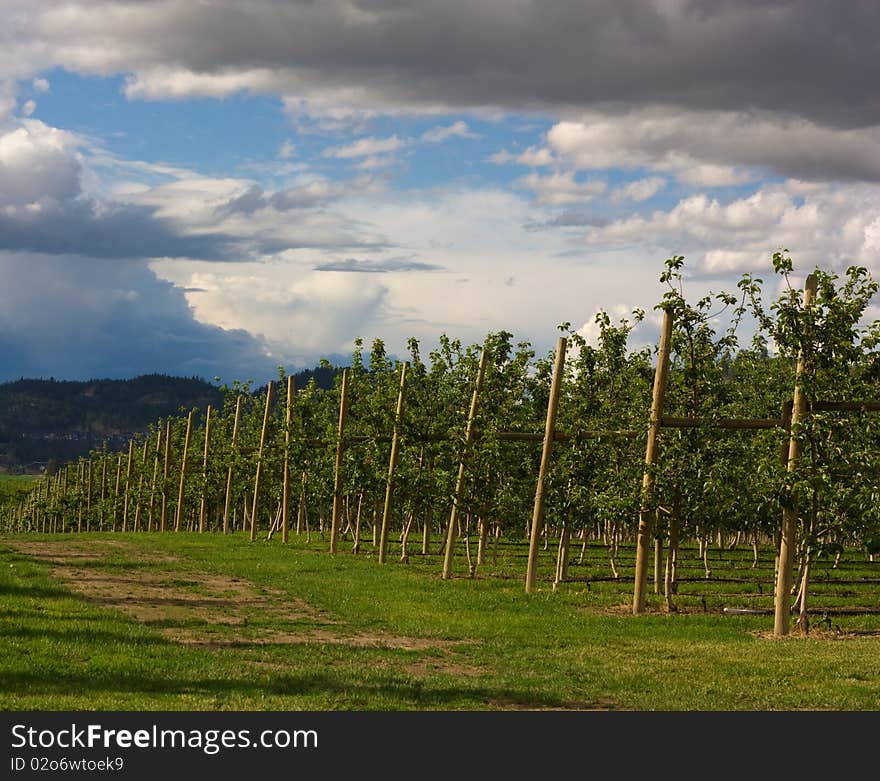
[5,539,478,664]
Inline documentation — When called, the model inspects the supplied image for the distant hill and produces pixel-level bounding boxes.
[0,368,339,473]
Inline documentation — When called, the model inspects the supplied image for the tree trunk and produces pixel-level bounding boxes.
[775,274,816,637]
[664,496,680,613]
[477,515,490,566]
[352,490,364,554]
[653,535,663,595]
[553,524,570,591]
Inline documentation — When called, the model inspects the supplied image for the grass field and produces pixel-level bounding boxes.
[1,531,878,710]
[0,473,41,505]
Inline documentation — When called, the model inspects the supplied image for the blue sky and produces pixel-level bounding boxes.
[1,2,878,383]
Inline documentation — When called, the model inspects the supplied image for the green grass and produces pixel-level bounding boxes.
[0,473,41,506]
[1,531,878,710]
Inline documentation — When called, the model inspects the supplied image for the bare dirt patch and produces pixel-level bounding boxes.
[5,539,467,654]
[751,628,880,641]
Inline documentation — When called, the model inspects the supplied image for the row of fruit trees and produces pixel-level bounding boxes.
[8,253,880,636]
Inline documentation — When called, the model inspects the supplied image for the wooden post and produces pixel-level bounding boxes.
[199,405,212,533]
[442,348,489,580]
[160,419,171,532]
[775,274,817,637]
[76,460,84,533]
[99,454,107,531]
[282,378,294,544]
[250,382,274,542]
[122,440,134,532]
[379,363,408,564]
[526,337,567,593]
[133,437,149,532]
[85,459,92,532]
[112,453,123,532]
[774,401,793,580]
[633,307,674,614]
[147,425,162,531]
[223,396,242,535]
[174,410,193,532]
[329,370,350,554]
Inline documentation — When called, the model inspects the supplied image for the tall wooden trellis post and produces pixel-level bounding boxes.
[250,382,274,542]
[525,336,566,594]
[774,273,817,637]
[379,362,408,564]
[198,405,212,533]
[282,377,294,544]
[222,395,242,534]
[633,306,674,615]
[442,348,488,580]
[174,410,193,532]
[329,370,350,554]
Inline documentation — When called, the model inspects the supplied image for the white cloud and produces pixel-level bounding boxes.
[32,78,49,93]
[518,171,606,206]
[420,121,480,143]
[124,67,279,100]
[585,181,880,279]
[0,120,82,208]
[489,146,554,167]
[21,100,36,117]
[153,260,390,360]
[278,140,296,159]
[323,135,407,160]
[611,177,666,203]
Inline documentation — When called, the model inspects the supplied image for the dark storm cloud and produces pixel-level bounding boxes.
[0,199,238,259]
[0,252,278,383]
[43,1,880,129]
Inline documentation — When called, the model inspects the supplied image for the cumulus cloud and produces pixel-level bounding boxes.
[0,120,244,260]
[544,108,880,183]
[585,181,880,278]
[518,171,606,206]
[154,261,393,362]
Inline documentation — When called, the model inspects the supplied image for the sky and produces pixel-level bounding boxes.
[1,0,878,384]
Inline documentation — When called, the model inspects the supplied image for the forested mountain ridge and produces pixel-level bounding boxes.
[0,368,337,472]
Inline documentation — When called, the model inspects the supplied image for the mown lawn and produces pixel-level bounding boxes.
[1,531,878,710]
